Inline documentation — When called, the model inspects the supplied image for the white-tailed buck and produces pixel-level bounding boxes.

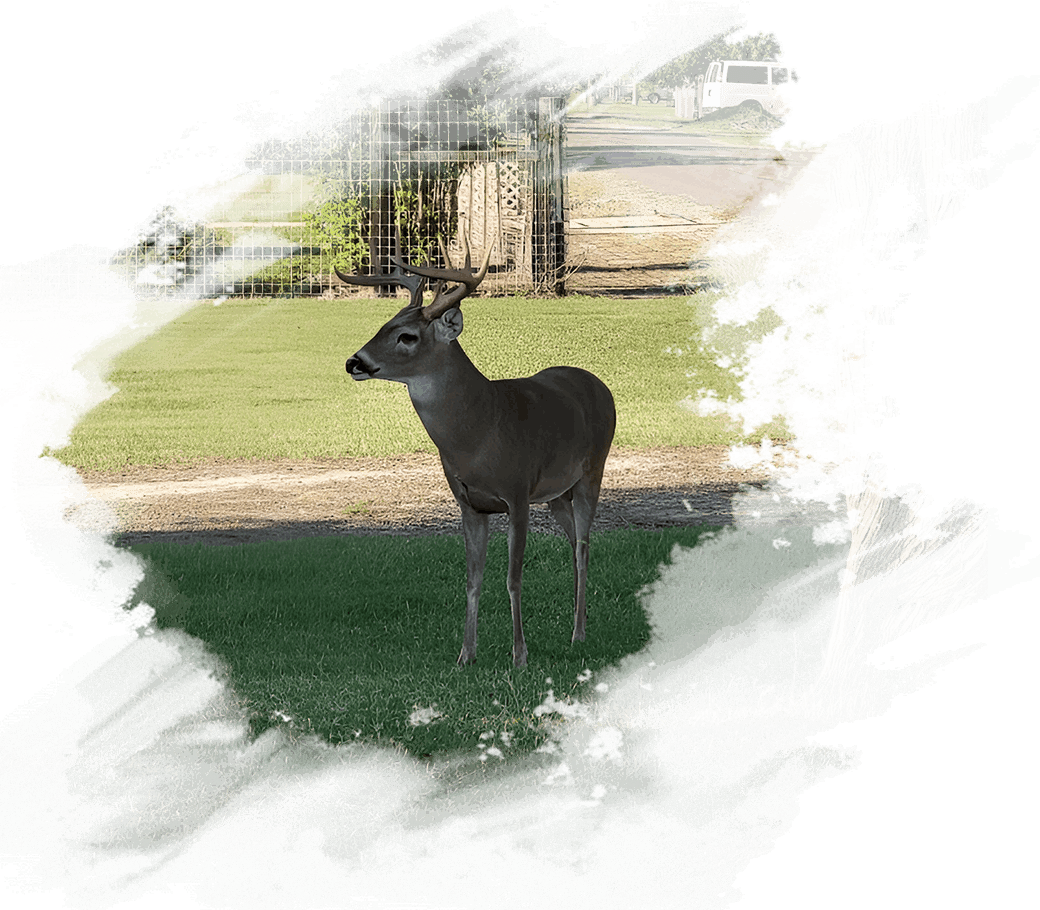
[338,237,616,667]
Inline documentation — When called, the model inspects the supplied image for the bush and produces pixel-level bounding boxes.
[110,207,234,291]
[302,196,368,273]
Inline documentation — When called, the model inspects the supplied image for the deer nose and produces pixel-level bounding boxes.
[346,354,377,379]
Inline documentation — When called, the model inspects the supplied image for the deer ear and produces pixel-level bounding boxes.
[433,307,463,343]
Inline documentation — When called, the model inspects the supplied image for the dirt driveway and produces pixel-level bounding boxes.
[566,113,805,207]
[74,447,772,546]
[565,168,807,299]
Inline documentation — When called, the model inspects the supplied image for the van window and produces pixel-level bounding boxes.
[772,67,789,85]
[706,63,720,82]
[726,65,768,85]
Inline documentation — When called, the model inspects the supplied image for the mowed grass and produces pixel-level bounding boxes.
[211,173,321,222]
[56,294,746,470]
[568,102,778,145]
[12,520,848,910]
[182,168,320,250]
[0,287,848,910]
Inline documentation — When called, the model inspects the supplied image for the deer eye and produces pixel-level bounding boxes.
[396,332,419,345]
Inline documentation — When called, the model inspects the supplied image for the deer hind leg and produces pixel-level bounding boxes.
[568,472,605,644]
[506,503,530,668]
[458,504,490,666]
[548,493,581,640]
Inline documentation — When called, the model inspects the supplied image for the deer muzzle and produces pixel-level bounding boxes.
[346,353,378,380]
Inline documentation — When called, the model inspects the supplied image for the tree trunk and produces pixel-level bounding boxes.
[811,101,990,719]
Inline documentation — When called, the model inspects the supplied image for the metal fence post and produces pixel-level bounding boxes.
[370,93,393,291]
[535,96,567,295]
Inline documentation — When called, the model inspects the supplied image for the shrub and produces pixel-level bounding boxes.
[302,196,368,274]
[110,207,234,292]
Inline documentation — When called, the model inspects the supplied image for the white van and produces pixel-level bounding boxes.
[700,60,796,117]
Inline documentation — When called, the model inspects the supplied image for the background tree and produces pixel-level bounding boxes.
[624,1,782,87]
[336,5,590,102]
[731,32,782,63]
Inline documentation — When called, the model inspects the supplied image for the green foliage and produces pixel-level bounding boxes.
[732,33,783,62]
[336,7,590,101]
[237,93,370,169]
[619,0,782,86]
[302,195,368,274]
[391,172,459,266]
[109,207,234,287]
[1,199,221,299]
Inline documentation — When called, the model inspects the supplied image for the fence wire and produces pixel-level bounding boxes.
[115,97,567,299]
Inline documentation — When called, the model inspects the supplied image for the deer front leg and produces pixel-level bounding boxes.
[458,504,489,666]
[506,503,530,668]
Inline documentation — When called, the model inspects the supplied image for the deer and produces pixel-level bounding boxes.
[337,235,616,668]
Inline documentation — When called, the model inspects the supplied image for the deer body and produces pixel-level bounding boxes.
[341,242,615,667]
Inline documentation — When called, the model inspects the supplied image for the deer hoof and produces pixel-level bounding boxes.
[513,649,528,668]
[571,629,585,643]
[457,650,476,667]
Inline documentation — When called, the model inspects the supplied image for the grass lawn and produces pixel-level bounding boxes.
[567,101,779,145]
[0,287,852,910]
[2,284,827,484]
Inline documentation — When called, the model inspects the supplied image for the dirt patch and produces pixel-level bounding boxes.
[565,170,728,295]
[71,447,771,546]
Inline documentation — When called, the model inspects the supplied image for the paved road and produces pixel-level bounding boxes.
[565,113,840,232]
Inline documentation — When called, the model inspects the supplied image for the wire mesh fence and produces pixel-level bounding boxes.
[114,97,567,299]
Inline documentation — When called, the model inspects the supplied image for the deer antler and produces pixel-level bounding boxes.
[334,233,426,308]
[391,233,494,321]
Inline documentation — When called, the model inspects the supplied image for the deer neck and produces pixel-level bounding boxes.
[406,342,494,452]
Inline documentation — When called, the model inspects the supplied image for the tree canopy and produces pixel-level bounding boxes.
[619,1,782,87]
[336,6,590,101]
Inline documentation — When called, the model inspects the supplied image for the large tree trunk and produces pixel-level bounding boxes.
[811,101,990,719]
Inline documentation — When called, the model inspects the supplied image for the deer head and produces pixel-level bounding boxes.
[338,235,493,385]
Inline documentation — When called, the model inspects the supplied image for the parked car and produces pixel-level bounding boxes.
[700,60,797,117]
[644,85,675,105]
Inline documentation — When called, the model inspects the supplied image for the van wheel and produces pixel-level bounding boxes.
[648,92,660,104]
[738,99,764,112]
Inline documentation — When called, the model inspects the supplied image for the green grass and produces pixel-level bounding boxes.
[179,169,328,287]
[210,174,322,223]
[57,294,753,470]
[4,520,856,910]
[567,102,778,145]
[0,280,848,906]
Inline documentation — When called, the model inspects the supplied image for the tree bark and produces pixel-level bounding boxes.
[811,101,990,719]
